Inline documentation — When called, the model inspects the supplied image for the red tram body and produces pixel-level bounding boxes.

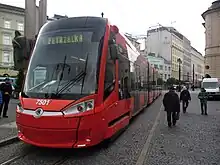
[16,16,161,148]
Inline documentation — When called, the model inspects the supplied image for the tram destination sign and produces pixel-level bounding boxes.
[44,34,83,45]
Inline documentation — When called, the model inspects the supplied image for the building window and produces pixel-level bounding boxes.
[159,65,163,70]
[165,66,167,71]
[17,23,24,31]
[168,74,170,78]
[3,51,10,63]
[3,34,11,45]
[4,20,11,29]
[168,67,171,71]
[164,74,167,79]
[160,74,163,78]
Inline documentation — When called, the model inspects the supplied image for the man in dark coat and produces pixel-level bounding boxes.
[163,86,180,127]
[0,78,13,118]
[180,86,191,113]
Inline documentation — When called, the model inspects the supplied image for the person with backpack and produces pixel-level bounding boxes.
[180,86,191,113]
[163,86,180,128]
[198,88,208,115]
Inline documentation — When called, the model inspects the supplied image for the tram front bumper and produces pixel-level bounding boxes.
[16,111,94,148]
[17,124,79,148]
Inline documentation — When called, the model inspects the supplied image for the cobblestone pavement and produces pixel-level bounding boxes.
[144,93,220,165]
[0,99,18,125]
[1,93,219,165]
[0,96,163,165]
[0,99,18,141]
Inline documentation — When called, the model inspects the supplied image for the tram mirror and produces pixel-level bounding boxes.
[109,44,118,60]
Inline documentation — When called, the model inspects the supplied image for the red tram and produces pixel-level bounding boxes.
[16,16,162,148]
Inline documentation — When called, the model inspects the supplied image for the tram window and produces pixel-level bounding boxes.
[33,67,47,86]
[140,68,145,91]
[104,48,115,100]
[118,45,131,99]
[130,62,136,91]
[148,70,152,92]
[143,69,148,91]
[135,65,141,90]
[152,71,155,91]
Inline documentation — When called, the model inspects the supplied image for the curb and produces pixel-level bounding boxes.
[0,136,19,148]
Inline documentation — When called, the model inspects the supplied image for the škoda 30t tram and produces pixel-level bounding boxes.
[16,16,161,148]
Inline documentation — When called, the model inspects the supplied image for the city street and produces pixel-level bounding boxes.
[0,92,219,165]
[0,99,18,142]
[0,99,18,125]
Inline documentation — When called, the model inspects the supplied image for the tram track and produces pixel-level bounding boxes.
[0,152,71,165]
[52,156,70,165]
[0,143,75,165]
[0,153,30,165]
[0,143,39,165]
[0,149,69,165]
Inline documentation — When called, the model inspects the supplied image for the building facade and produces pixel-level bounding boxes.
[171,30,184,80]
[182,36,191,81]
[146,26,204,82]
[191,46,204,85]
[145,54,171,81]
[125,33,141,51]
[0,3,67,76]
[146,26,184,80]
[202,0,220,78]
[0,3,24,76]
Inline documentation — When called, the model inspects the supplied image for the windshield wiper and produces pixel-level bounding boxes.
[55,55,67,94]
[54,71,86,96]
[80,53,89,94]
[51,53,89,97]
[55,53,89,96]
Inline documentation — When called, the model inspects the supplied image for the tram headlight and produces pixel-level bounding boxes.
[16,103,24,113]
[63,99,94,115]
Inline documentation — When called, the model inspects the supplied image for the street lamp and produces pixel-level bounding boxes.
[177,58,182,92]
[192,64,195,91]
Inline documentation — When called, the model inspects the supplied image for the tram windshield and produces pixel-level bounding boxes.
[23,30,104,99]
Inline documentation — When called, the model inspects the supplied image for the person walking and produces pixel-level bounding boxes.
[180,86,191,113]
[163,86,180,127]
[198,88,208,115]
[0,78,13,118]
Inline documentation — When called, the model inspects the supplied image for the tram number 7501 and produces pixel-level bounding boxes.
[36,99,51,106]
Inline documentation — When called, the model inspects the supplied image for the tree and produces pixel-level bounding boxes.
[157,78,163,85]
[166,77,177,85]
[204,74,211,78]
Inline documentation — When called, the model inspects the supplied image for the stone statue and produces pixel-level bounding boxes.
[12,30,32,71]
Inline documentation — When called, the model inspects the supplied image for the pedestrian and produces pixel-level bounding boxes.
[180,86,191,113]
[198,88,208,115]
[163,86,180,127]
[0,78,13,118]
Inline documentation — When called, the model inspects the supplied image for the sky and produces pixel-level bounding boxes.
[0,0,214,55]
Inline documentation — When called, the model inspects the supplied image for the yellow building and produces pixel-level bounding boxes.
[171,31,184,80]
